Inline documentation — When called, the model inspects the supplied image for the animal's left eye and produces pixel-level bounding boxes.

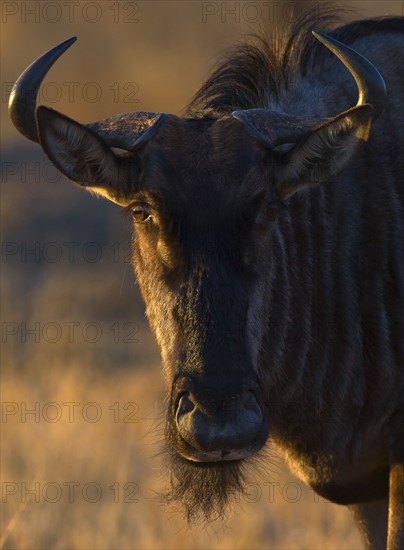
[132,204,150,223]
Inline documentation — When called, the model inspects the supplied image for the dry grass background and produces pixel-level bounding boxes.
[1,1,402,548]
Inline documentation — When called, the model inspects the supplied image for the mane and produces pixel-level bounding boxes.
[187,10,403,116]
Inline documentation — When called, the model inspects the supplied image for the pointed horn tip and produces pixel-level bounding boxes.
[9,35,78,105]
[8,36,78,141]
[312,30,327,44]
[45,36,77,56]
[63,36,78,46]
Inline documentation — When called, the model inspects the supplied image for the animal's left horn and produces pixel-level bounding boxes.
[312,31,386,119]
[8,37,77,142]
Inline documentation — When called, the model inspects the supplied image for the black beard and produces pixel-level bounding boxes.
[162,446,249,524]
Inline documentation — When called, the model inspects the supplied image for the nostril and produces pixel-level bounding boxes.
[175,393,200,446]
[244,390,260,409]
[176,392,195,416]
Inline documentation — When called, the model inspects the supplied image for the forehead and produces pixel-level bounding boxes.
[139,116,269,210]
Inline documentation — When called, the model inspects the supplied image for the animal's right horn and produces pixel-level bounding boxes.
[9,38,167,151]
[8,37,77,142]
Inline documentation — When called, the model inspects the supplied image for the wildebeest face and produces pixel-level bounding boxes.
[33,105,374,519]
[33,106,286,518]
[130,117,275,464]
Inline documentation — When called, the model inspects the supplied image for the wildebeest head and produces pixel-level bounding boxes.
[9,31,386,520]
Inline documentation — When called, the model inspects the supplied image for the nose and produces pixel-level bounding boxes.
[175,388,264,457]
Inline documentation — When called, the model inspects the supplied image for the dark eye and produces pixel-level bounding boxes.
[266,201,279,221]
[132,204,150,223]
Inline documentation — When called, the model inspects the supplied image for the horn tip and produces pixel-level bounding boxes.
[8,35,78,143]
[312,30,327,43]
[59,36,77,51]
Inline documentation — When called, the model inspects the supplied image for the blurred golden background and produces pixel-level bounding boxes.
[1,1,402,548]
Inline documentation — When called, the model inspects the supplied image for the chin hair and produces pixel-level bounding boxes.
[162,446,250,524]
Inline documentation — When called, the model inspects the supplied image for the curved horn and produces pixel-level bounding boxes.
[9,37,77,142]
[312,31,386,118]
[9,38,167,150]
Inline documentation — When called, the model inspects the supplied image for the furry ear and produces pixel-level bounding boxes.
[36,106,134,205]
[274,105,374,199]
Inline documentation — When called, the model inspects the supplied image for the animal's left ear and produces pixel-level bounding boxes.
[273,105,373,199]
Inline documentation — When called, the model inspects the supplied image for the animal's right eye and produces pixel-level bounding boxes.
[132,204,150,223]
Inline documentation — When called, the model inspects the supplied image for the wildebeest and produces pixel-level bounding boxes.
[9,11,404,550]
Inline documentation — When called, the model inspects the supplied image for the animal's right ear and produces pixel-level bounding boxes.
[36,106,136,206]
